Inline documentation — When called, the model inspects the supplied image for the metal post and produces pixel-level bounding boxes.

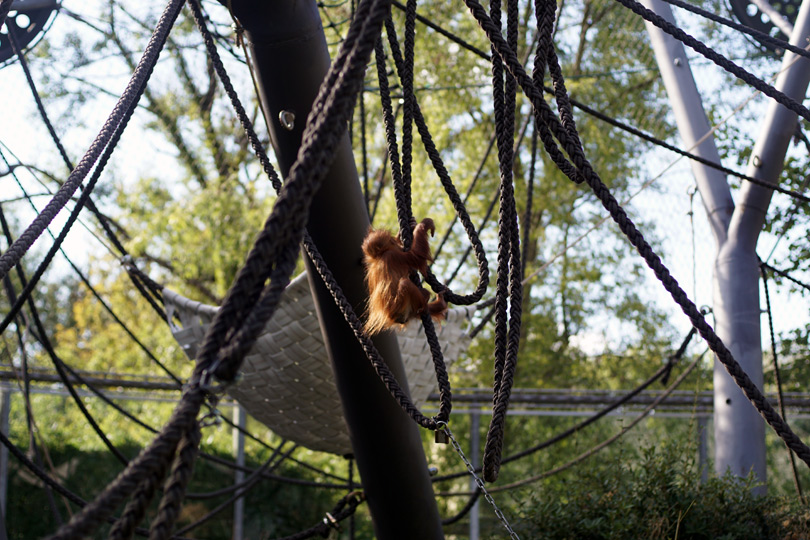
[232,404,246,540]
[697,415,708,484]
[469,410,480,540]
[0,387,8,540]
[642,0,810,485]
[640,0,734,244]
[715,0,810,484]
[226,2,444,538]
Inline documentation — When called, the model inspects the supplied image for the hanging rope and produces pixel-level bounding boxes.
[393,3,810,203]
[482,0,523,484]
[382,16,490,306]
[201,0,453,428]
[43,0,396,536]
[462,0,810,469]
[0,0,184,281]
[612,0,810,123]
[760,262,805,502]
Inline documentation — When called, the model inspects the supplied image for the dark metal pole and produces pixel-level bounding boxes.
[226,2,444,538]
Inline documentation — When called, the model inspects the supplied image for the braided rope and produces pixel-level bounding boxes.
[394,1,810,202]
[198,0,454,429]
[462,0,810,467]
[662,0,810,60]
[398,0,417,237]
[613,0,810,122]
[0,0,184,281]
[482,0,524,483]
[760,263,805,501]
[383,16,490,305]
[189,0,391,387]
[148,422,201,540]
[108,460,170,540]
[302,234,450,428]
[47,389,205,540]
[0,61,150,337]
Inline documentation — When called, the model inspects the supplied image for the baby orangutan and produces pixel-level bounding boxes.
[362,218,448,335]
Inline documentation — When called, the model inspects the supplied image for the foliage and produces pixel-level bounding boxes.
[514,440,810,540]
[5,441,363,540]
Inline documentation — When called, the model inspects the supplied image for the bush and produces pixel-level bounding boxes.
[514,441,810,540]
[6,443,364,539]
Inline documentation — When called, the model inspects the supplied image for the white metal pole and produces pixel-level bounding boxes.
[232,404,246,540]
[469,410,480,540]
[643,0,810,486]
[640,0,735,244]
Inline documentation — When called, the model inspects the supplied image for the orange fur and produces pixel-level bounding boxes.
[362,218,448,335]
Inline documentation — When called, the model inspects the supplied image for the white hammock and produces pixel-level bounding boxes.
[163,273,473,455]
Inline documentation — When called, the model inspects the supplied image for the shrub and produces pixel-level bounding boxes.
[514,441,810,540]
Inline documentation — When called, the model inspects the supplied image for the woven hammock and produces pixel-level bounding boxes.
[163,273,473,455]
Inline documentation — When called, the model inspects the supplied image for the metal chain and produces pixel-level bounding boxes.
[437,422,520,539]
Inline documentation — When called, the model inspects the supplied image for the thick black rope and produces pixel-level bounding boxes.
[662,0,810,60]
[0,75,150,337]
[760,262,804,502]
[761,261,810,292]
[374,36,410,234]
[148,421,201,540]
[45,3,395,536]
[371,20,453,424]
[399,0,417,235]
[383,16,490,305]
[4,22,166,331]
[396,3,810,203]
[171,445,297,536]
[189,0,390,388]
[482,0,524,483]
[0,0,185,281]
[612,0,810,123]
[201,0,452,427]
[463,0,810,468]
[108,457,171,540]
